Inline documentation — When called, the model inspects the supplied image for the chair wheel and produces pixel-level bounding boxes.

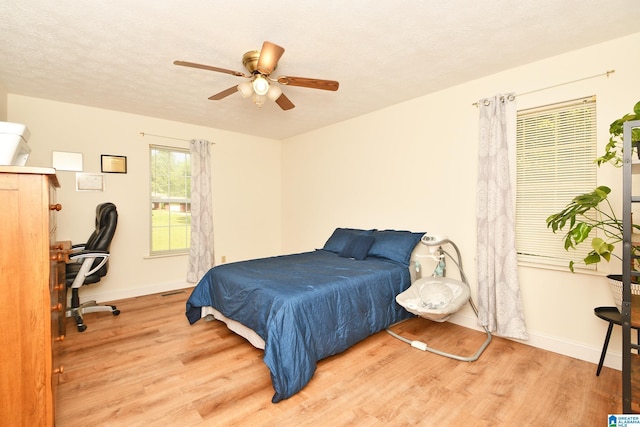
[112,309,120,316]
[77,324,87,332]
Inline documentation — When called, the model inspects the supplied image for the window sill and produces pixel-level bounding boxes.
[517,260,608,278]
[144,252,189,260]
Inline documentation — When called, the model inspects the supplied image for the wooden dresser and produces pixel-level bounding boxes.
[0,166,65,426]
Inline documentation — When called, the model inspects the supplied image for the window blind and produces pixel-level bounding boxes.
[515,96,597,268]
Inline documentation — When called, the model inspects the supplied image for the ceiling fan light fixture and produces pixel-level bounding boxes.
[175,40,339,111]
[237,81,253,98]
[267,84,282,102]
[252,75,269,96]
[253,93,266,107]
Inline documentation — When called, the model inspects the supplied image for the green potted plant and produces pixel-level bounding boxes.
[595,100,640,167]
[546,100,640,310]
[546,185,628,272]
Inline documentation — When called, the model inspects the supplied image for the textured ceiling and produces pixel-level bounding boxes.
[1,1,639,140]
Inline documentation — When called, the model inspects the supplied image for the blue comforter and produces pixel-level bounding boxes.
[185,250,412,402]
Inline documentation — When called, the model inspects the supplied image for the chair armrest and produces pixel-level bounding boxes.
[68,249,109,259]
[69,250,110,277]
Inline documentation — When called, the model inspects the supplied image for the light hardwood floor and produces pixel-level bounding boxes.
[56,289,621,426]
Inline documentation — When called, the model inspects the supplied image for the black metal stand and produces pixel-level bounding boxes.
[594,306,640,376]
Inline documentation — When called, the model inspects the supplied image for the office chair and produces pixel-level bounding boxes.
[66,202,120,332]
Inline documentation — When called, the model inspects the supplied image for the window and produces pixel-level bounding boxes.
[150,145,191,254]
[515,96,597,268]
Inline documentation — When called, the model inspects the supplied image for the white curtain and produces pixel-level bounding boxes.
[187,139,214,283]
[476,94,528,340]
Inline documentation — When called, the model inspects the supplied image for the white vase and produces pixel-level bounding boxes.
[606,274,640,312]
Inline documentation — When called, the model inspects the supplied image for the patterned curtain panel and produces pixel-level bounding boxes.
[476,94,528,340]
[187,139,214,283]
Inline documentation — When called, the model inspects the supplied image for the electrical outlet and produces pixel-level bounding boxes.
[221,255,226,263]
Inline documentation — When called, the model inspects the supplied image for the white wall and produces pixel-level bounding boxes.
[281,32,640,369]
[7,96,283,302]
[5,32,639,369]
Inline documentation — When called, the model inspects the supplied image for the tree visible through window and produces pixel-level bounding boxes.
[150,145,191,254]
[515,96,597,268]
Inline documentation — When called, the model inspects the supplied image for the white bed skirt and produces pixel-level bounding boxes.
[201,306,266,349]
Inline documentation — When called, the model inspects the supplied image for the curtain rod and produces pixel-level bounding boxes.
[471,69,615,107]
[139,132,215,143]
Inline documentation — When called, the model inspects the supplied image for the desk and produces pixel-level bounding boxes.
[594,306,640,376]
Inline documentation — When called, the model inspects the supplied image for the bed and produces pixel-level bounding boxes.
[185,228,424,402]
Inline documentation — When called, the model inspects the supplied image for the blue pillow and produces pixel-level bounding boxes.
[339,234,375,260]
[322,228,374,253]
[367,230,425,265]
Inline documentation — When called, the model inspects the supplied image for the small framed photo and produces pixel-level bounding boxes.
[101,155,127,174]
[76,173,105,192]
[52,151,83,172]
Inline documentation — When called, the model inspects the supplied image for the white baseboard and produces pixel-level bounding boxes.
[448,311,621,372]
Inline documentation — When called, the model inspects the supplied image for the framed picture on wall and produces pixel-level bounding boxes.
[76,173,105,192]
[101,155,127,173]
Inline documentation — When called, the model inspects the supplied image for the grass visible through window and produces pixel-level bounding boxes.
[151,207,191,253]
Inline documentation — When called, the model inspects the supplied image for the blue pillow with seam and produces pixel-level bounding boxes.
[322,228,374,253]
[367,230,425,265]
[339,234,375,260]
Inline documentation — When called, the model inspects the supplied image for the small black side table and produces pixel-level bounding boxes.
[594,306,640,376]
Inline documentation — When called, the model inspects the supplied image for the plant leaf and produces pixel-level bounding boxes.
[572,223,593,244]
[584,252,601,265]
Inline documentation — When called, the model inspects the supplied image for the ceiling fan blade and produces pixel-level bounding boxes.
[256,41,285,75]
[277,76,339,91]
[174,60,248,77]
[208,86,239,100]
[275,92,295,110]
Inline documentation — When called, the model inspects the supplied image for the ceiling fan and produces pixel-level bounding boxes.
[174,41,339,111]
